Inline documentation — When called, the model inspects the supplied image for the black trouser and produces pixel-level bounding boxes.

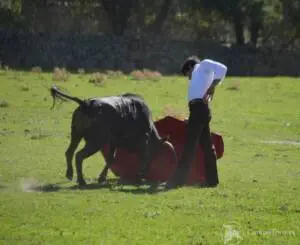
[169,99,219,186]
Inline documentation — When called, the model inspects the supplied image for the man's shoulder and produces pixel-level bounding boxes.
[200,59,218,65]
[200,59,227,70]
[196,59,215,72]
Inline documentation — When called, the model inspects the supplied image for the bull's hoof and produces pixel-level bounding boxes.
[136,171,146,179]
[77,179,86,186]
[65,170,73,180]
[97,176,107,184]
[164,179,184,190]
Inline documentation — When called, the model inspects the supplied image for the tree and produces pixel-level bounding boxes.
[101,0,136,35]
[279,0,300,49]
[0,0,25,29]
[147,0,174,33]
[198,0,248,45]
[166,1,230,41]
[246,1,266,46]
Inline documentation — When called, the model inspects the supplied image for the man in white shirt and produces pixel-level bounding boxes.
[166,56,227,189]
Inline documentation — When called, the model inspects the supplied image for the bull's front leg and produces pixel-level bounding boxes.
[137,134,150,179]
[98,145,116,183]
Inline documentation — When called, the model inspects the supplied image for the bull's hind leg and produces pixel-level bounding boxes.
[98,145,116,183]
[65,128,82,180]
[75,143,99,186]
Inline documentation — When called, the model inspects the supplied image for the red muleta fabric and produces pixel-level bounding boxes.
[102,116,224,185]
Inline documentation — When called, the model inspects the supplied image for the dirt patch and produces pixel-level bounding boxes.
[20,178,60,192]
[0,100,9,108]
[262,140,300,146]
[21,178,41,192]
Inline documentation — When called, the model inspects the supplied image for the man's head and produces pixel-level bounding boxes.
[180,56,200,78]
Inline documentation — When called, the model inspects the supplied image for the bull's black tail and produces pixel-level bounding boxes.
[50,84,84,109]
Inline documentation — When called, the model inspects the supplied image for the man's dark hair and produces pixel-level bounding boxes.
[180,56,200,75]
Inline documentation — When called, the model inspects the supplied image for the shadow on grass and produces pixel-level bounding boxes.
[36,179,209,194]
[111,185,168,195]
[34,183,62,192]
[67,180,117,191]
[36,178,170,194]
[67,179,168,195]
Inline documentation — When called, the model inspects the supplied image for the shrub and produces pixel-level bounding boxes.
[0,65,9,75]
[0,100,9,108]
[20,85,29,91]
[106,70,124,78]
[31,66,42,73]
[145,70,162,81]
[227,81,240,91]
[77,68,85,74]
[52,67,70,81]
[130,70,146,80]
[130,69,162,81]
[89,72,107,86]
[162,104,186,120]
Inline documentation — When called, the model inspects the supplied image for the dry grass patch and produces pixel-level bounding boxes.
[89,72,107,86]
[143,69,162,81]
[31,66,42,73]
[52,67,70,81]
[77,68,85,75]
[30,131,52,140]
[77,68,86,79]
[20,85,30,91]
[162,104,186,120]
[130,70,146,80]
[227,81,241,91]
[0,100,9,108]
[20,178,60,192]
[106,70,124,78]
[130,69,162,81]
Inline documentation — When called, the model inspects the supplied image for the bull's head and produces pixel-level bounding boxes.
[150,131,177,166]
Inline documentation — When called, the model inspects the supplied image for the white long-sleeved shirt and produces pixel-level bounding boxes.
[188,59,227,102]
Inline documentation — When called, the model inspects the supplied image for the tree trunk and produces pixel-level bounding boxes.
[148,0,173,34]
[248,1,264,47]
[102,0,135,36]
[114,1,133,35]
[250,21,260,47]
[232,11,245,45]
[21,0,35,31]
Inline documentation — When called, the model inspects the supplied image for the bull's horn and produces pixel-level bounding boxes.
[162,140,177,165]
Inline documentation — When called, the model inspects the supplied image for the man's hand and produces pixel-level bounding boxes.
[204,86,215,103]
[203,79,220,103]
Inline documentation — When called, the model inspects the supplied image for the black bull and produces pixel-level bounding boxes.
[50,85,177,186]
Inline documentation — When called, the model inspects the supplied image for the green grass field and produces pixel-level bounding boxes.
[0,69,299,245]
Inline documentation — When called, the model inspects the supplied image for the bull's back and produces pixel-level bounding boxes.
[70,94,154,146]
[91,93,152,122]
[71,104,112,144]
[100,94,154,146]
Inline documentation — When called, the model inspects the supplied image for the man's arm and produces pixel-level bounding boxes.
[201,59,227,83]
[203,78,221,103]
[201,60,227,103]
[204,86,215,103]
